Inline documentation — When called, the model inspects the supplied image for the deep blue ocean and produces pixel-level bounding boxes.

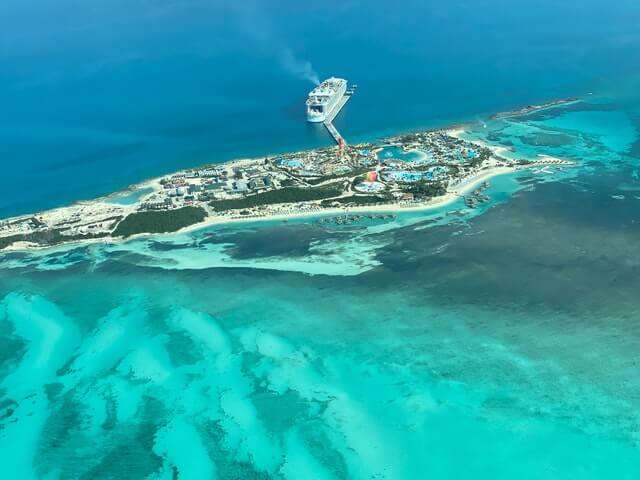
[2,0,640,218]
[3,2,640,479]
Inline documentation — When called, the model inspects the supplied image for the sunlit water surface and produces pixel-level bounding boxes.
[1,94,640,478]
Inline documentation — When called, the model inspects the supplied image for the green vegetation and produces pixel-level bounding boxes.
[350,175,367,190]
[467,148,492,168]
[0,215,125,250]
[395,133,421,143]
[306,167,370,185]
[0,230,110,250]
[408,181,447,199]
[210,183,344,211]
[414,162,457,175]
[197,193,214,202]
[0,235,20,250]
[0,234,23,250]
[321,195,389,207]
[112,206,207,237]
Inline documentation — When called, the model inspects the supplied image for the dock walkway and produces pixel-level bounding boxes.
[323,94,351,146]
[324,122,345,145]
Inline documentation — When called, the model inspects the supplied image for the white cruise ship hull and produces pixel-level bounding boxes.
[306,77,347,123]
[307,113,326,123]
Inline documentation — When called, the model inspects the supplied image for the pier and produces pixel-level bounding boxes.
[323,93,352,146]
[324,121,345,146]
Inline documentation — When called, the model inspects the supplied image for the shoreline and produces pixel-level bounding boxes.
[0,95,581,254]
[0,165,516,254]
[0,95,582,223]
[447,126,515,159]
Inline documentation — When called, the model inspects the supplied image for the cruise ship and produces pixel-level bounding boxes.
[306,77,348,123]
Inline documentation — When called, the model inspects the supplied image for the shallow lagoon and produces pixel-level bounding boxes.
[377,146,437,166]
[107,187,154,206]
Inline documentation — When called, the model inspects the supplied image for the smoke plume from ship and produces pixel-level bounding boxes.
[279,48,320,85]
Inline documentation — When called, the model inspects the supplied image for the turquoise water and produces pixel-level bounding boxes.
[107,187,154,206]
[2,93,640,478]
[377,146,431,164]
[383,166,448,182]
[462,96,640,178]
[276,158,304,169]
[3,0,640,218]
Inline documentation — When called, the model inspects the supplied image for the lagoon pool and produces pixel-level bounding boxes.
[276,158,304,168]
[384,166,449,183]
[377,146,432,164]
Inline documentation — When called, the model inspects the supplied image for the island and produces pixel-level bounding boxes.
[0,126,574,252]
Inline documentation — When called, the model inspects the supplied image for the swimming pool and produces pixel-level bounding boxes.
[383,166,449,183]
[377,146,432,164]
[276,158,304,168]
